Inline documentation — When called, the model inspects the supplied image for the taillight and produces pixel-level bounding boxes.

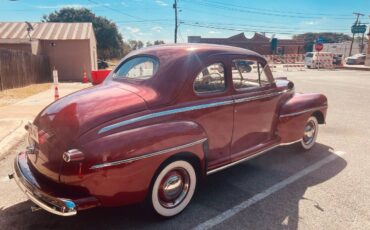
[62,149,85,162]
[38,130,49,145]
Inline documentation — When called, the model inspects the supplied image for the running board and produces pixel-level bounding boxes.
[206,144,279,175]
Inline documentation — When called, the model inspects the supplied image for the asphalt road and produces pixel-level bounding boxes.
[1,69,370,229]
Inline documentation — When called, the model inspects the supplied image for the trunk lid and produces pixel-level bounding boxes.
[27,82,147,182]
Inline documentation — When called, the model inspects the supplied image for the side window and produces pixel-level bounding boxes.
[232,59,269,90]
[194,63,226,93]
[114,56,159,80]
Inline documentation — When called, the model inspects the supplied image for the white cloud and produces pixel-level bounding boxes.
[155,0,168,7]
[151,26,163,32]
[126,26,141,34]
[208,30,221,34]
[121,2,128,7]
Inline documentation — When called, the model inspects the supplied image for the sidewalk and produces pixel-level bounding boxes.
[0,83,91,159]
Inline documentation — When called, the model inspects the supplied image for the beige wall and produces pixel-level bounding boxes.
[365,34,370,67]
[0,43,32,53]
[90,32,97,70]
[40,40,92,81]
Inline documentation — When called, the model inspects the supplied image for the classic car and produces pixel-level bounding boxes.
[11,44,328,217]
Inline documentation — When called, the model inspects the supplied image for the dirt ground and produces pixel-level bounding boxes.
[0,83,52,107]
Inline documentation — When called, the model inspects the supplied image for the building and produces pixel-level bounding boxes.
[0,22,97,81]
[188,33,305,55]
[319,41,368,58]
[366,32,370,67]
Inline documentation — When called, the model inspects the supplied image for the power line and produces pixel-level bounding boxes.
[181,20,351,33]
[182,0,354,20]
[179,6,361,31]
[203,0,354,18]
[87,0,142,20]
[181,21,354,36]
[181,22,296,35]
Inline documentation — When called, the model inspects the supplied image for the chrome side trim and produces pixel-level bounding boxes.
[279,139,301,146]
[279,105,328,118]
[90,138,207,170]
[234,91,284,104]
[207,144,279,175]
[98,101,234,134]
[99,90,289,134]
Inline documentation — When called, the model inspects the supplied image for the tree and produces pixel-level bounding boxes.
[293,32,352,52]
[43,8,124,59]
[154,40,165,45]
[146,41,153,47]
[128,40,144,50]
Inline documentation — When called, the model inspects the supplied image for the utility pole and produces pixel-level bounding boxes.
[173,0,178,43]
[349,12,364,56]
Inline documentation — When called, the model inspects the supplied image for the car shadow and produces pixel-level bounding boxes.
[0,143,346,230]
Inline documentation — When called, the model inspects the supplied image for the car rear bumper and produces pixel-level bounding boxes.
[13,152,99,216]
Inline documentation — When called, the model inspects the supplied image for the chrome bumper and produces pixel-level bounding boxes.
[13,153,77,216]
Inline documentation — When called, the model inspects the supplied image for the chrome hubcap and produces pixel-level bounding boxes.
[303,120,316,145]
[158,168,190,208]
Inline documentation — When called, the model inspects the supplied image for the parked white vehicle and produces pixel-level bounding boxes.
[304,52,334,68]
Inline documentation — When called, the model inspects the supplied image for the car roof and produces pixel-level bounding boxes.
[125,43,265,60]
[116,44,267,108]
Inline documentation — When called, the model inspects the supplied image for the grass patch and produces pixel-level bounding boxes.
[0,83,52,107]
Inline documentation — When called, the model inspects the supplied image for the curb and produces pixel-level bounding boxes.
[0,120,26,160]
[337,66,370,71]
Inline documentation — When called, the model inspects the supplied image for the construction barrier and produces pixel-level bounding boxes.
[91,70,111,85]
[264,54,305,64]
[282,64,305,71]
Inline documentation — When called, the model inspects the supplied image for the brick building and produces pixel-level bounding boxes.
[188,33,305,55]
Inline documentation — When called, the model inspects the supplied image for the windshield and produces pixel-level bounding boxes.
[113,56,159,80]
[306,53,313,58]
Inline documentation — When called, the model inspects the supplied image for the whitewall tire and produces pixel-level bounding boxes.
[151,160,197,217]
[300,116,319,150]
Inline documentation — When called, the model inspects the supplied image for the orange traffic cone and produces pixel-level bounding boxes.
[82,71,88,83]
[54,85,59,101]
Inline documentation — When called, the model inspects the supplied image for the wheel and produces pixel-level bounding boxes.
[151,160,197,217]
[300,116,319,150]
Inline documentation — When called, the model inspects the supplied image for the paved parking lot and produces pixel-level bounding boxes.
[0,69,370,229]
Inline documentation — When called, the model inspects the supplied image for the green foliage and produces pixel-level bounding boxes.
[293,33,352,52]
[43,8,123,59]
[128,40,144,50]
[153,40,165,45]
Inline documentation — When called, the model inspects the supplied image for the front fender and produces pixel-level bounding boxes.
[62,121,207,206]
[278,93,328,143]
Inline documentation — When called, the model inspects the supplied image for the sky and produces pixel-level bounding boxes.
[0,0,369,43]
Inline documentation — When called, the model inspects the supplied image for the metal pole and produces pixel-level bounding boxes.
[349,33,355,56]
[350,12,364,56]
[173,0,178,43]
[360,32,365,53]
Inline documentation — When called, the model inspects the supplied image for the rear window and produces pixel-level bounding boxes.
[114,56,159,80]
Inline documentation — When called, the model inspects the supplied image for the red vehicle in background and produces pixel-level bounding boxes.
[12,44,327,217]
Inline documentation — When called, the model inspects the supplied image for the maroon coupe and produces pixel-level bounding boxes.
[11,44,327,217]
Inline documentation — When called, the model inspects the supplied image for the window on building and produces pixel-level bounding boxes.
[194,63,226,93]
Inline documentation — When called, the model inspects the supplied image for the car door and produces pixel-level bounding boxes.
[230,58,281,161]
[191,62,234,170]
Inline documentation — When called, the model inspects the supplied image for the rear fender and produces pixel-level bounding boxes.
[63,121,207,206]
[278,93,328,144]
